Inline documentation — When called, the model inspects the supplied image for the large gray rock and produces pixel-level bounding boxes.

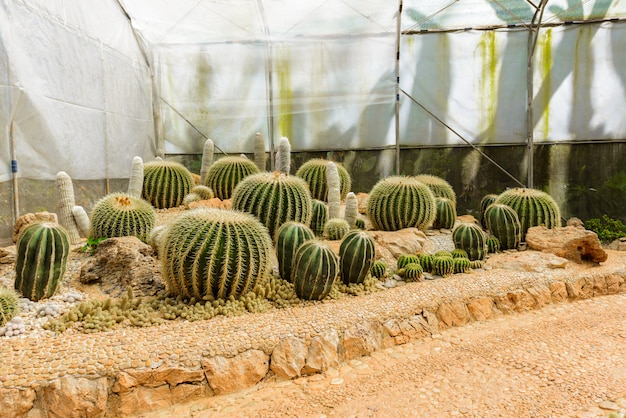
[526,226,608,263]
[202,349,269,395]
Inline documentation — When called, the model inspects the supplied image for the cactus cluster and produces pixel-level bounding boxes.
[339,230,376,285]
[15,222,69,301]
[452,222,488,261]
[494,188,561,241]
[203,156,260,200]
[295,159,351,202]
[275,222,315,283]
[483,203,521,250]
[366,176,437,231]
[142,160,195,209]
[292,240,339,300]
[433,197,457,230]
[415,174,456,204]
[89,192,156,242]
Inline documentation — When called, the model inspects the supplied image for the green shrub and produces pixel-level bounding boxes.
[585,215,626,242]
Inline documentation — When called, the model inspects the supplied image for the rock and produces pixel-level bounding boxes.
[303,329,340,374]
[493,290,536,313]
[486,251,569,273]
[12,212,58,242]
[566,217,584,228]
[367,228,433,260]
[112,368,205,391]
[0,387,36,418]
[270,336,307,379]
[342,321,383,360]
[115,385,172,416]
[202,349,269,395]
[457,214,479,225]
[436,301,470,328]
[0,246,15,264]
[526,226,608,263]
[356,192,369,214]
[466,297,495,321]
[78,237,164,297]
[598,400,620,411]
[188,198,231,210]
[526,285,552,308]
[41,376,108,418]
[549,281,569,302]
[607,237,626,251]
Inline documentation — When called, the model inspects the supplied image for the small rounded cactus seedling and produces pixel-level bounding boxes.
[89,192,156,243]
[451,248,468,259]
[452,222,488,261]
[418,253,435,273]
[190,185,214,200]
[295,159,351,202]
[404,263,424,281]
[292,240,339,301]
[370,260,387,279]
[486,236,501,254]
[339,230,376,285]
[453,257,471,274]
[275,222,315,283]
[494,188,561,241]
[397,254,420,270]
[324,218,350,241]
[142,160,194,209]
[0,286,19,326]
[415,174,456,204]
[203,156,260,200]
[470,260,485,270]
[433,197,457,230]
[483,203,522,251]
[432,255,454,277]
[310,200,329,237]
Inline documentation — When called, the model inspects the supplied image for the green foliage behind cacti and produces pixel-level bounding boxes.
[453,257,471,274]
[433,197,457,230]
[494,188,561,241]
[142,160,195,209]
[324,218,350,241]
[486,236,501,254]
[483,203,521,250]
[275,222,315,283]
[232,172,313,238]
[370,260,387,279]
[415,174,456,204]
[432,255,454,277]
[203,156,260,200]
[15,222,69,301]
[160,208,273,300]
[339,230,376,285]
[89,193,156,243]
[452,222,488,261]
[295,159,351,202]
[480,194,499,227]
[366,176,437,231]
[292,240,339,300]
[0,287,19,326]
[397,254,420,270]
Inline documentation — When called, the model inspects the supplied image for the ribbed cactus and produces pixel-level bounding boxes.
[203,156,260,200]
[142,160,194,209]
[339,230,376,285]
[415,174,456,204]
[370,260,387,279]
[453,257,471,274]
[432,255,454,277]
[326,161,341,219]
[295,159,351,202]
[494,188,561,241]
[397,254,420,270]
[433,197,457,230]
[254,132,267,172]
[310,200,329,237]
[190,185,214,200]
[128,156,144,198]
[418,253,434,273]
[480,194,499,227]
[404,263,424,281]
[344,192,359,228]
[483,203,521,250]
[55,171,81,243]
[160,208,273,300]
[324,218,350,241]
[486,236,501,254]
[276,137,291,174]
[275,222,315,283]
[470,260,485,269]
[200,138,215,184]
[451,248,468,259]
[232,172,313,238]
[292,240,339,300]
[355,218,365,230]
[15,222,69,301]
[452,222,488,261]
[0,287,19,326]
[366,176,437,231]
[89,192,156,242]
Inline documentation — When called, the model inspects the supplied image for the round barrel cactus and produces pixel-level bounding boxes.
[0,287,19,326]
[295,159,351,202]
[160,208,273,300]
[433,197,457,230]
[275,222,315,283]
[479,194,499,227]
[203,156,260,200]
[415,174,456,204]
[15,222,69,301]
[292,240,339,300]
[366,176,437,231]
[370,260,387,279]
[190,185,214,200]
[418,253,434,273]
[486,236,501,254]
[89,192,156,243]
[451,248,468,259]
[339,230,376,285]
[310,200,329,237]
[470,260,485,269]
[397,254,420,270]
[432,255,453,277]
[324,219,350,241]
[483,203,521,250]
[232,172,313,238]
[404,263,424,281]
[452,222,488,261]
[453,257,471,274]
[142,160,194,209]
[494,188,561,241]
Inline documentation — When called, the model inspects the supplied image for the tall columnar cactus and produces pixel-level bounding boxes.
[324,218,350,241]
[310,200,329,237]
[344,192,359,228]
[415,174,456,204]
[0,286,19,326]
[494,188,561,241]
[480,194,499,227]
[483,203,521,250]
[203,156,260,200]
[326,161,341,219]
[295,159,351,202]
[142,160,194,209]
[55,171,81,244]
[452,222,488,261]
[72,206,91,238]
[200,138,215,184]
[128,156,144,198]
[89,192,156,242]
[433,197,457,230]
[292,240,339,300]
[160,208,273,300]
[231,172,313,238]
[276,137,291,174]
[366,176,437,231]
[339,230,376,285]
[275,222,315,282]
[15,222,69,301]
[254,132,267,172]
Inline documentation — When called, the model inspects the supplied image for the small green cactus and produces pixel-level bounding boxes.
[0,287,19,326]
[355,218,366,230]
[418,253,435,273]
[486,236,501,254]
[432,255,454,277]
[190,185,215,200]
[295,159,351,202]
[366,176,437,231]
[324,218,350,241]
[483,203,522,250]
[370,260,387,279]
[453,257,471,274]
[15,222,69,301]
[292,240,339,300]
[415,174,456,204]
[434,250,452,257]
[452,222,488,261]
[397,254,420,270]
[203,156,260,200]
[310,200,329,237]
[494,188,561,241]
[275,222,315,283]
[433,197,457,230]
[451,248,468,259]
[89,193,156,243]
[479,194,499,227]
[469,260,485,269]
[339,230,376,285]
[404,263,424,281]
[142,160,195,209]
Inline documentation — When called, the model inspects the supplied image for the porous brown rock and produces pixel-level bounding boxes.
[201,349,269,395]
[270,336,307,379]
[526,225,608,263]
[302,329,340,374]
[466,297,496,321]
[41,376,108,418]
[342,321,384,360]
[12,212,58,242]
[486,251,568,272]
[436,301,470,328]
[367,228,433,260]
[0,387,36,418]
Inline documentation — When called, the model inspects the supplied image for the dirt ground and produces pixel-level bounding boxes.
[140,293,626,418]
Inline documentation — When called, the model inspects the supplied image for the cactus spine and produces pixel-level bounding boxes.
[295,159,351,202]
[128,156,144,198]
[200,138,215,184]
[203,156,260,200]
[326,161,341,219]
[276,222,315,282]
[142,160,194,209]
[324,219,350,241]
[55,171,81,243]
[160,208,273,300]
[494,188,561,241]
[415,174,456,204]
[254,132,267,171]
[366,176,436,231]
[310,200,329,237]
[339,230,376,285]
[89,193,156,242]
[292,240,339,300]
[276,137,291,174]
[433,197,457,230]
[0,287,19,326]
[452,222,488,261]
[483,203,521,250]
[344,192,358,228]
[15,222,69,301]
[370,260,387,279]
[232,172,313,238]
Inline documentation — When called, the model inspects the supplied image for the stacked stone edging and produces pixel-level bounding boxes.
[1,252,625,417]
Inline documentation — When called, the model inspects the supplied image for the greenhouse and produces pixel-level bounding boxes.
[1,0,626,243]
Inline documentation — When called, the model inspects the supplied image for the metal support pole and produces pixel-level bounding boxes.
[257,0,275,170]
[394,0,403,175]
